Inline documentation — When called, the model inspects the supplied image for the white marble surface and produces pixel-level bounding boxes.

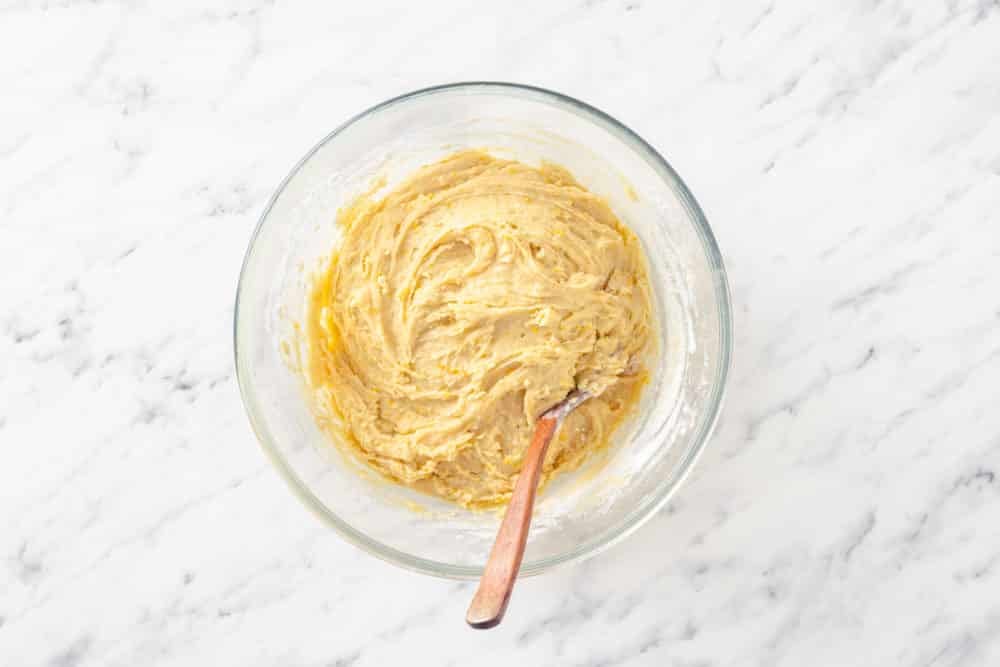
[4,0,1000,664]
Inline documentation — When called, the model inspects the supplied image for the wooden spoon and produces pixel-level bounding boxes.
[465,388,592,629]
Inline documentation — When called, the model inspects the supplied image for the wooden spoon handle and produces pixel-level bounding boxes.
[466,414,559,629]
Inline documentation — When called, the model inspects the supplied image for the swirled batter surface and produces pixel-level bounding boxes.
[305,151,653,508]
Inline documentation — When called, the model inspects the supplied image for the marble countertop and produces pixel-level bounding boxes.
[4,1,1000,665]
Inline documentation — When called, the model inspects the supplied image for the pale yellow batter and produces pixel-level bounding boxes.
[305,151,653,508]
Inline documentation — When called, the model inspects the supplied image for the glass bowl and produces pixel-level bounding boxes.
[235,82,732,578]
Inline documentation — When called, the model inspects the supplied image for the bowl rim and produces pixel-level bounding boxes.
[234,81,733,579]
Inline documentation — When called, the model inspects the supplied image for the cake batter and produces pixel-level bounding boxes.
[305,150,653,508]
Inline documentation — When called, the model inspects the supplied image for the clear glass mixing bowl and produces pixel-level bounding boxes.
[235,82,732,578]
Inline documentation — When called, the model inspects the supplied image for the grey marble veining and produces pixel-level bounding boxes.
[3,0,1000,665]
